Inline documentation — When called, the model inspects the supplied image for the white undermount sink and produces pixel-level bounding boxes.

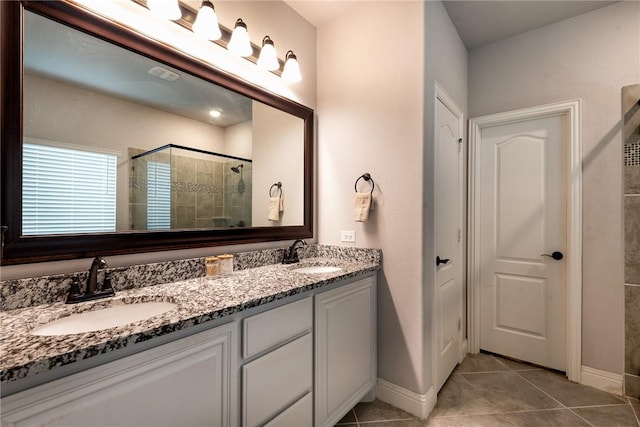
[292,265,342,274]
[31,302,177,336]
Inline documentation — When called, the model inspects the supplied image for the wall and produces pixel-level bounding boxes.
[317,0,425,395]
[623,83,640,398]
[316,0,467,403]
[423,0,468,390]
[468,1,640,375]
[3,0,316,280]
[224,121,252,159]
[251,102,305,226]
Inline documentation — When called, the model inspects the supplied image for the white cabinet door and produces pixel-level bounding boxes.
[1,323,237,427]
[315,276,377,427]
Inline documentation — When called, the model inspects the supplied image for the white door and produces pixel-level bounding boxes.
[478,114,567,371]
[434,89,463,392]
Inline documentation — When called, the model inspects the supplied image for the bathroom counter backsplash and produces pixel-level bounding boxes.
[0,245,381,385]
[0,244,380,312]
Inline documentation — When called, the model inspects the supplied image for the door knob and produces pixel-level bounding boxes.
[436,256,450,266]
[541,251,564,261]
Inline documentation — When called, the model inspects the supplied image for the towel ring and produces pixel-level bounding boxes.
[270,182,282,197]
[354,173,375,194]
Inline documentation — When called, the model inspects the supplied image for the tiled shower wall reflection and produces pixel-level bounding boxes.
[129,148,252,229]
[623,84,640,399]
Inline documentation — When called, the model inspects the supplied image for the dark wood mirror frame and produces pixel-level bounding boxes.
[0,1,314,265]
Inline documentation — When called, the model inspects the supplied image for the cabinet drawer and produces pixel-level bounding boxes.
[264,392,312,427]
[242,333,312,427]
[242,297,312,358]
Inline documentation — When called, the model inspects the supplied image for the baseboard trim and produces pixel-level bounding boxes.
[376,378,436,420]
[580,365,623,395]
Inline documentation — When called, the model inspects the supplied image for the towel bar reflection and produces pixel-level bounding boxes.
[354,173,375,194]
[270,182,282,197]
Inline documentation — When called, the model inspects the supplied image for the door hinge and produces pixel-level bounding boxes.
[457,229,461,242]
[458,317,462,332]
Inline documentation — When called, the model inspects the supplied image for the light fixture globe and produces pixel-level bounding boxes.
[192,1,222,41]
[147,0,182,20]
[228,19,253,57]
[257,36,279,71]
[282,50,301,82]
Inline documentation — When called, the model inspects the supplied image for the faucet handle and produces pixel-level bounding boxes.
[65,275,82,304]
[100,271,115,296]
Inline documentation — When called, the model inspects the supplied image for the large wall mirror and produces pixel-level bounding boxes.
[1,1,314,265]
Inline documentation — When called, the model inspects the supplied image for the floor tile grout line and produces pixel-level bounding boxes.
[511,369,597,427]
[460,363,570,411]
[565,402,636,427]
[456,371,483,390]
[351,408,360,427]
[431,405,639,426]
[489,353,512,370]
[567,402,635,409]
[511,369,570,409]
[431,407,575,419]
[628,397,640,426]
[455,369,543,375]
[441,354,635,426]
[357,418,417,424]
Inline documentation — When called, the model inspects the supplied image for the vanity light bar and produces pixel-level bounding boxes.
[133,0,301,82]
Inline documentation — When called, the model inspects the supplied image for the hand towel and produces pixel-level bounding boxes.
[268,196,281,221]
[354,192,372,222]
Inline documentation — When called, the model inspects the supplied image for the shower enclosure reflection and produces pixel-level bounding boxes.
[130,144,252,230]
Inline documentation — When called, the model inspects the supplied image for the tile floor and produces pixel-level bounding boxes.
[337,352,640,426]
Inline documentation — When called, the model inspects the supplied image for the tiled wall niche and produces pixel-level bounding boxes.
[623,83,640,399]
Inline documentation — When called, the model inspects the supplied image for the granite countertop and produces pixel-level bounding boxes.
[0,257,379,386]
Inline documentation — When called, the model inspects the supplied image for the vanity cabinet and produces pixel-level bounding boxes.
[1,323,237,427]
[241,297,313,427]
[315,276,377,427]
[1,274,377,427]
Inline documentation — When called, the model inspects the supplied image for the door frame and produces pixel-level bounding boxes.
[467,99,582,382]
[432,81,465,391]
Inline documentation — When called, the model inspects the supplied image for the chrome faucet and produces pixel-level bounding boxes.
[282,239,307,264]
[66,256,114,304]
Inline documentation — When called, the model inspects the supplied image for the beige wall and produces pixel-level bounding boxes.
[251,102,305,226]
[223,121,252,159]
[423,0,469,389]
[317,1,425,393]
[468,1,640,374]
[316,0,467,395]
[3,0,317,280]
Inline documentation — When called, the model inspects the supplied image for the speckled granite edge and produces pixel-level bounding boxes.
[232,248,286,270]
[0,244,381,311]
[1,258,204,312]
[314,245,382,264]
[0,257,381,384]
